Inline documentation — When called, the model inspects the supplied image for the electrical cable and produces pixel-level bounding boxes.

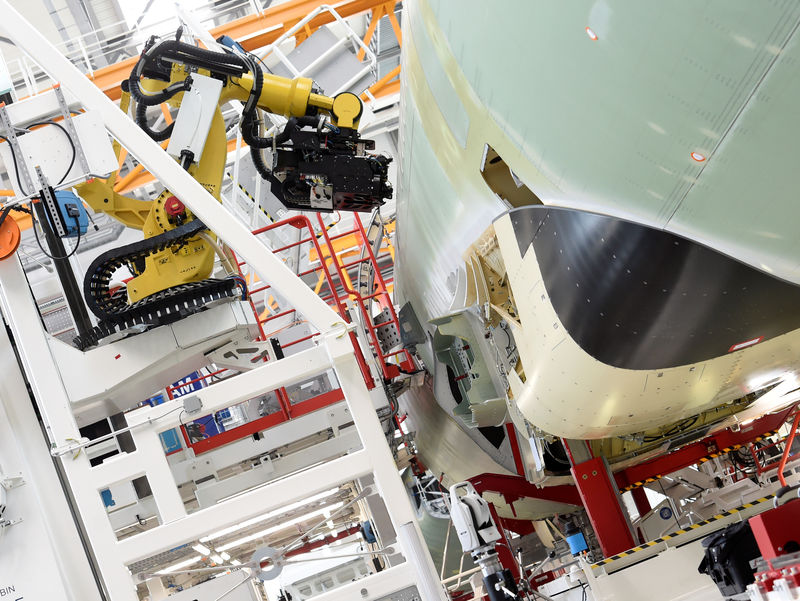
[1,121,76,198]
[31,211,82,260]
[642,416,699,443]
[134,99,175,142]
[28,121,76,184]
[0,134,30,197]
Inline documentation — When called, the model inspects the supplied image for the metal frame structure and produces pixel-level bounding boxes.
[0,4,442,601]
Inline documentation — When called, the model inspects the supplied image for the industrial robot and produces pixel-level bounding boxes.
[64,31,393,347]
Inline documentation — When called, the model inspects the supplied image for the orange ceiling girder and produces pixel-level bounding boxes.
[89,0,397,101]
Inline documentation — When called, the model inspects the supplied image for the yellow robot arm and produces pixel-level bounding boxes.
[79,33,389,311]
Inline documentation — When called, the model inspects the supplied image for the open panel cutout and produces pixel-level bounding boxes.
[480,144,541,208]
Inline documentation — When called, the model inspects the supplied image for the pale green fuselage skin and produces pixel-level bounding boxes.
[395,1,800,454]
[398,0,800,328]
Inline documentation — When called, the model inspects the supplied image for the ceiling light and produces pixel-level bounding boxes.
[216,502,344,552]
[192,544,211,556]
[585,26,598,41]
[690,151,706,162]
[157,556,203,575]
[231,559,242,566]
[220,552,231,561]
[200,487,340,542]
[210,554,224,564]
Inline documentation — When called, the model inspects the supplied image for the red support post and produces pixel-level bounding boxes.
[468,473,581,507]
[571,457,636,558]
[505,423,526,477]
[487,503,519,579]
[630,486,651,518]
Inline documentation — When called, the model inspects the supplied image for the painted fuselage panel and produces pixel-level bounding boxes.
[421,0,800,284]
[496,209,800,439]
[396,1,800,442]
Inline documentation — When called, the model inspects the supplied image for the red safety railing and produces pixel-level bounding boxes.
[176,387,346,456]
[161,213,411,456]
[748,407,800,481]
[315,212,415,381]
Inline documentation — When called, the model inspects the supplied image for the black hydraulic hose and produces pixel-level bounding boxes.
[129,79,189,107]
[241,114,274,149]
[135,100,175,142]
[250,145,272,180]
[239,53,276,149]
[128,39,248,106]
[277,115,320,145]
[274,118,298,145]
[242,113,319,150]
[128,40,192,106]
[241,53,262,115]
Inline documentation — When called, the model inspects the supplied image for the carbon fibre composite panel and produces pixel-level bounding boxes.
[510,206,800,370]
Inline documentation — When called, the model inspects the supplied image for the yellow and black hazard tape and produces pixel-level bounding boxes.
[619,430,779,493]
[591,494,775,568]
[226,172,277,223]
[226,172,339,239]
[621,476,663,493]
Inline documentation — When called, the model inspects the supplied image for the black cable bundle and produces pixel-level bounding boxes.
[128,36,277,151]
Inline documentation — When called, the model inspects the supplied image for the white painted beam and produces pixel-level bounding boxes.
[0,1,342,334]
[125,343,333,430]
[116,449,372,564]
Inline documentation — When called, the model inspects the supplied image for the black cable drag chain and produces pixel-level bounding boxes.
[75,219,240,350]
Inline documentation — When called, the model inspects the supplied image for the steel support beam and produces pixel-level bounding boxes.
[86,0,396,100]
[0,318,103,601]
[614,407,795,492]
[115,450,373,564]
[571,457,635,558]
[630,487,651,519]
[468,473,582,506]
[326,331,446,601]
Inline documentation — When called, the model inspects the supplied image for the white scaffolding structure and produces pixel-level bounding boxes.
[0,3,442,601]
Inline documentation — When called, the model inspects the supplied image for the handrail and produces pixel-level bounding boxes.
[315,212,414,381]
[160,210,405,456]
[778,410,800,487]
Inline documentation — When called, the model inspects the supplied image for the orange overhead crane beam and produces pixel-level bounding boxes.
[361,64,400,100]
[89,0,398,101]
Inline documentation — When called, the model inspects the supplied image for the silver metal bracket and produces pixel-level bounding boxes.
[35,165,66,237]
[54,84,90,175]
[0,103,34,196]
[1,471,25,489]
[207,339,272,371]
[0,516,22,529]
